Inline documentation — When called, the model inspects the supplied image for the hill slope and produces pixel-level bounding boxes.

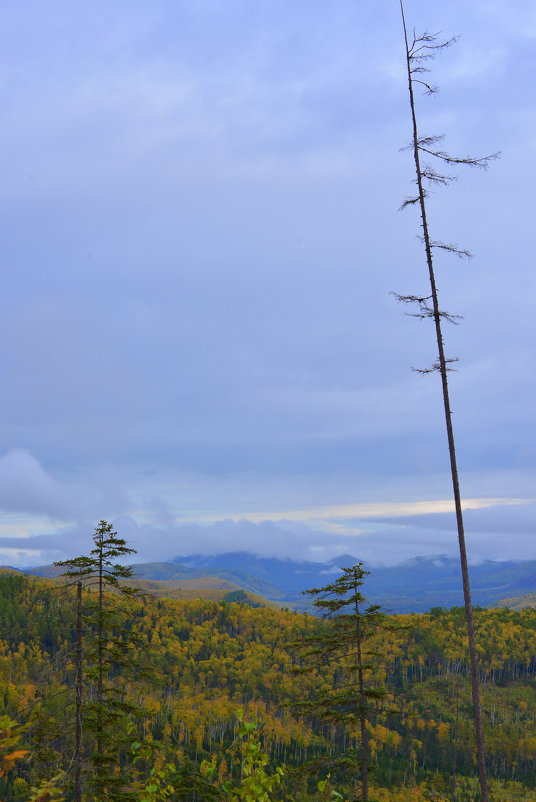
[23,553,536,612]
[1,572,535,800]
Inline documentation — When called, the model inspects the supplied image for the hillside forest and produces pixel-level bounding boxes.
[1,525,536,801]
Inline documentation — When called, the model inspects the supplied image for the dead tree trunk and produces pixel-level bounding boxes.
[397,3,499,799]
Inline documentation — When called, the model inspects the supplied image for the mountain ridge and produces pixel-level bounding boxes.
[20,552,536,613]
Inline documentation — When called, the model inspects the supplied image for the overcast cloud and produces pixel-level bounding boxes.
[0,0,534,568]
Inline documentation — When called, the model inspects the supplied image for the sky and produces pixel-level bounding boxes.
[0,0,535,568]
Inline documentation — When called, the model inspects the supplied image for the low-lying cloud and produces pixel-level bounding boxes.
[2,497,534,569]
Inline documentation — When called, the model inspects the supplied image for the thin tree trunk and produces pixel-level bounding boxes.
[399,4,490,800]
[97,538,104,775]
[74,580,83,802]
[354,589,368,802]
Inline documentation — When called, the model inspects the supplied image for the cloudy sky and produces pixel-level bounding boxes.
[1,0,535,568]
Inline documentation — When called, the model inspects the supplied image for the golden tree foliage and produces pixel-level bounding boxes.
[1,573,535,799]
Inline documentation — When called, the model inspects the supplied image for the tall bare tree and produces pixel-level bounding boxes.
[397,3,499,800]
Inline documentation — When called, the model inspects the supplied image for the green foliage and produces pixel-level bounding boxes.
[293,563,402,800]
[222,590,263,608]
[317,775,345,801]
[138,764,177,802]
[0,715,65,801]
[27,773,66,801]
[201,713,283,801]
[296,563,398,719]
[54,520,147,801]
[0,715,28,778]
[1,571,536,799]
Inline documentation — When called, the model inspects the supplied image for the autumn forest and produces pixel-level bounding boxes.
[1,523,535,802]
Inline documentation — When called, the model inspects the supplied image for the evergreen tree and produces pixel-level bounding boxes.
[55,520,144,801]
[293,563,399,802]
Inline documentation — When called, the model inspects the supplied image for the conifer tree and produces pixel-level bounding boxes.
[294,563,398,802]
[396,4,498,799]
[55,520,144,802]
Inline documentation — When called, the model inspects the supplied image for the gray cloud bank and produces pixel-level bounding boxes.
[2,502,534,569]
[0,449,534,569]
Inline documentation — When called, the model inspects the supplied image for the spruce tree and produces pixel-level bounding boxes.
[55,520,144,802]
[293,563,398,802]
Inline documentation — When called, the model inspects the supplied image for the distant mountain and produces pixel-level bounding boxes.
[169,552,536,613]
[171,552,344,599]
[21,564,66,578]
[22,553,536,613]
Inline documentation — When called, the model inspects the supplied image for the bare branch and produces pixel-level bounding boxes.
[412,357,459,374]
[391,292,462,324]
[408,31,459,60]
[420,166,457,185]
[391,292,432,305]
[409,309,462,324]
[418,135,445,147]
[430,240,472,259]
[418,147,501,169]
[400,134,443,153]
[399,196,422,211]
[414,79,439,94]
[440,311,462,324]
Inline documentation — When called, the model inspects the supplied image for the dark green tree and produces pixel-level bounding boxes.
[55,520,144,802]
[395,5,498,800]
[293,563,398,802]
